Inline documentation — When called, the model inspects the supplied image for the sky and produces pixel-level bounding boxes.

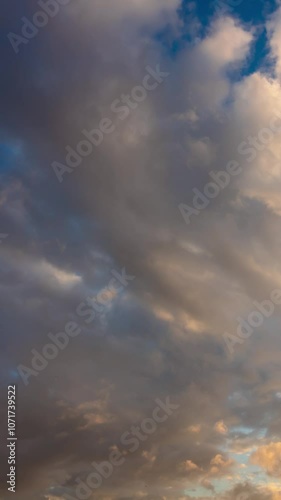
[1,0,281,499]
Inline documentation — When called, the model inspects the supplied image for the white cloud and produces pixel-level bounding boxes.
[267,5,281,76]
[199,17,253,68]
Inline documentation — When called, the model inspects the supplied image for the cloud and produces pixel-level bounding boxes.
[2,1,281,499]
[199,16,253,68]
[183,459,200,472]
[267,5,281,76]
[214,420,228,435]
[251,442,281,477]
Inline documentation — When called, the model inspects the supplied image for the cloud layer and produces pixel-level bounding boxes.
[1,0,281,499]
